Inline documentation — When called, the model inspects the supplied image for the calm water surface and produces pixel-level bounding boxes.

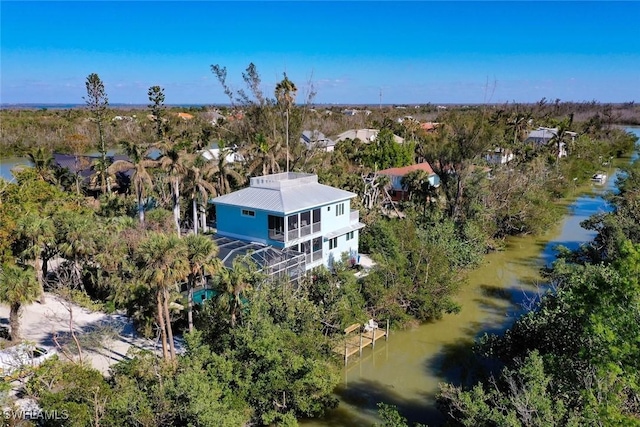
[304,127,639,427]
[0,149,122,182]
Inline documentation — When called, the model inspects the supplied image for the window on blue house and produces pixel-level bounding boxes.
[268,215,284,242]
[312,208,321,232]
[242,209,255,217]
[329,237,338,249]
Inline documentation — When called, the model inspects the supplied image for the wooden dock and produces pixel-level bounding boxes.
[333,320,389,365]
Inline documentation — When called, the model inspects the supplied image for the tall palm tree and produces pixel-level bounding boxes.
[0,263,40,342]
[184,234,221,333]
[108,140,159,224]
[157,141,189,236]
[213,143,244,195]
[137,232,189,360]
[184,154,217,234]
[549,114,575,162]
[507,112,532,147]
[216,258,257,328]
[16,213,55,303]
[245,133,281,177]
[275,74,297,172]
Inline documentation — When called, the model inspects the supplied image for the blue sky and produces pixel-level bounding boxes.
[1,1,639,105]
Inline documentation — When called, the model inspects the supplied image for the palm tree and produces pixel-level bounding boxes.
[402,169,429,202]
[245,133,281,177]
[56,213,98,292]
[0,263,40,342]
[157,141,189,236]
[402,170,438,218]
[184,154,217,234]
[506,111,532,147]
[549,114,575,162]
[213,142,244,195]
[52,167,76,193]
[27,147,55,183]
[275,74,297,172]
[90,156,114,193]
[184,234,221,333]
[137,232,189,360]
[216,258,257,328]
[16,213,55,303]
[108,140,159,224]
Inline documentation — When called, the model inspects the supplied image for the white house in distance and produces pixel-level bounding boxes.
[485,147,515,165]
[300,130,336,152]
[335,129,405,144]
[525,127,577,158]
[201,142,244,163]
[211,172,365,277]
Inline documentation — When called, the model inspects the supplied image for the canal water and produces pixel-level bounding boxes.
[0,156,29,182]
[304,127,639,427]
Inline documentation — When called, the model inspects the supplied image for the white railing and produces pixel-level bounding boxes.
[306,250,323,264]
[350,210,359,223]
[299,224,312,237]
[286,223,321,241]
[287,229,299,241]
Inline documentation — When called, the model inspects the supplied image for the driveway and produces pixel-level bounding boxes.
[0,292,176,375]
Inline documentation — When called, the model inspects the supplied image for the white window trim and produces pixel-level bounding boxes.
[241,209,256,218]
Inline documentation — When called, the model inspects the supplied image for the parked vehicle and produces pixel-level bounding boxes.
[0,344,56,381]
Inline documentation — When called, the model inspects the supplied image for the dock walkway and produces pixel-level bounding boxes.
[333,320,389,365]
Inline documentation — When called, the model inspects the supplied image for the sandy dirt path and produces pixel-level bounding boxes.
[0,292,177,375]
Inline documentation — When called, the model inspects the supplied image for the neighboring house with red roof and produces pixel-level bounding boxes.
[420,122,440,132]
[378,162,440,201]
[177,112,194,120]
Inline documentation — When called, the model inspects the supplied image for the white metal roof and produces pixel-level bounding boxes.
[212,172,356,214]
[527,127,558,140]
[324,222,366,239]
[335,129,404,144]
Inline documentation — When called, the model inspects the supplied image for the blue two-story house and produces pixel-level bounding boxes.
[212,172,365,272]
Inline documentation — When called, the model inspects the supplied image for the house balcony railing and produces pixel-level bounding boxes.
[286,223,321,241]
[350,210,359,223]
[305,250,323,264]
